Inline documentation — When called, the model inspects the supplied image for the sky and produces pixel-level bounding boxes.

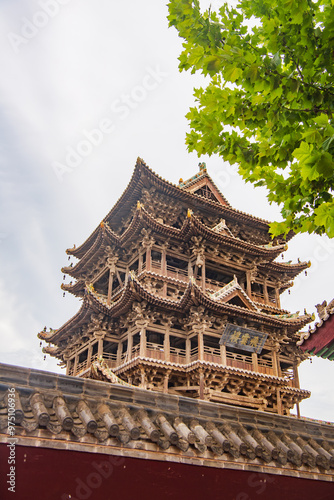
[0,0,333,421]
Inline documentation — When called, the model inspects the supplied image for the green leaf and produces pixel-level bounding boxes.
[167,0,334,238]
[314,202,334,238]
[223,65,243,83]
[293,142,314,165]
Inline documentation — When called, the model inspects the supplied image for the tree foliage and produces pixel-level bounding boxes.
[168,0,334,237]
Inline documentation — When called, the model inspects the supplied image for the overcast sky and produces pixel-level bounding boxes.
[0,0,333,421]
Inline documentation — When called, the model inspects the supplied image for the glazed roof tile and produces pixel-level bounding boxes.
[0,363,333,481]
[67,159,294,259]
[63,206,289,280]
[298,299,334,359]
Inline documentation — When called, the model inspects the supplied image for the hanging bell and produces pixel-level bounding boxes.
[40,341,42,347]
[63,275,66,280]
[288,289,291,295]
[63,292,65,297]
[305,270,307,276]
[44,355,46,361]
[281,254,284,260]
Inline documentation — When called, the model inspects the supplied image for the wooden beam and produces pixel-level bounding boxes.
[116,269,123,286]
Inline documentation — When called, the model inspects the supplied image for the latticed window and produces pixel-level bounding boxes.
[194,186,219,202]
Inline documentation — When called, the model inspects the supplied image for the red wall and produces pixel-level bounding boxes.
[1,444,333,500]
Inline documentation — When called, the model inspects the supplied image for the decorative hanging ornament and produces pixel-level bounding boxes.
[305,270,307,276]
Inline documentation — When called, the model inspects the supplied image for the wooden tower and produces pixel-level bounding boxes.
[39,159,312,415]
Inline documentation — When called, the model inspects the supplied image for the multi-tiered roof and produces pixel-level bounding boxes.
[39,159,312,415]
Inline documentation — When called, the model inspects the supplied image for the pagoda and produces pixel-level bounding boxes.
[39,159,312,416]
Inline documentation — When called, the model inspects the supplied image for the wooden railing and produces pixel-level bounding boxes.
[69,339,291,385]
[251,291,277,306]
[169,346,186,363]
[226,351,253,371]
[92,352,117,368]
[146,342,165,361]
[257,357,274,375]
[75,359,89,374]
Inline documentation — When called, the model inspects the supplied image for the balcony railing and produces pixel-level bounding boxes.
[146,341,165,361]
[226,351,253,371]
[69,341,293,386]
[203,346,221,364]
[169,346,186,364]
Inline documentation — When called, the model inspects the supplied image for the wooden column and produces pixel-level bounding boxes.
[201,258,206,291]
[199,371,205,399]
[146,246,152,272]
[140,368,147,389]
[272,349,280,377]
[127,330,133,361]
[293,360,300,389]
[162,246,168,296]
[163,371,170,394]
[107,271,114,305]
[275,285,281,309]
[138,252,143,273]
[164,329,170,362]
[65,357,70,376]
[220,344,227,366]
[198,330,204,361]
[161,246,167,275]
[73,355,78,376]
[116,342,122,365]
[276,388,283,415]
[263,279,269,304]
[246,270,252,298]
[97,337,104,357]
[252,352,258,372]
[186,338,191,363]
[87,343,93,367]
[296,402,301,419]
[188,260,193,278]
[139,326,147,357]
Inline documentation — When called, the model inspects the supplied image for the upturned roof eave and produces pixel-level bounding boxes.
[66,159,287,259]
[64,207,289,280]
[86,277,312,332]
